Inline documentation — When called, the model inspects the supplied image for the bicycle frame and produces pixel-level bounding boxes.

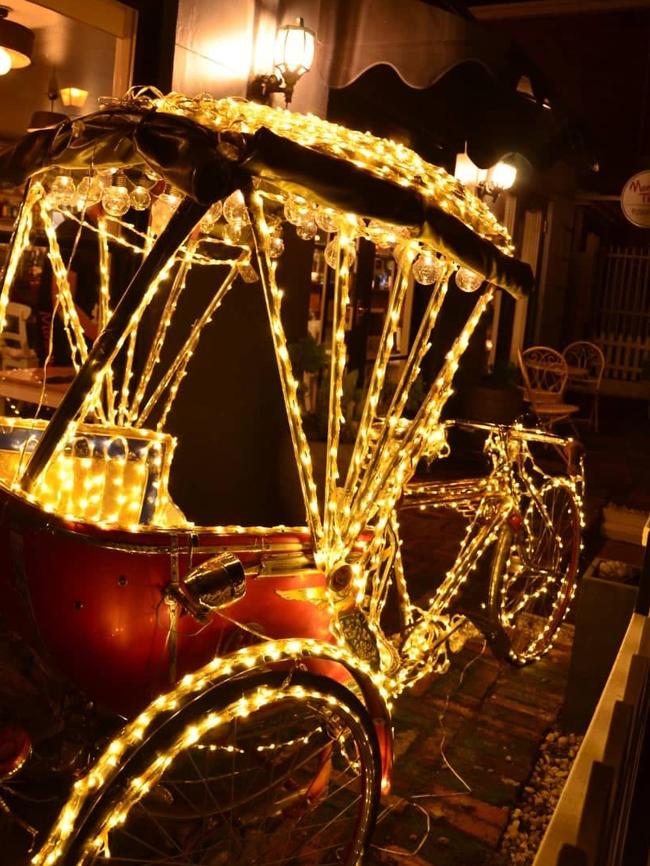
[385,421,584,688]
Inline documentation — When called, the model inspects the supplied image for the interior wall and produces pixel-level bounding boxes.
[173,0,261,98]
[0,3,117,141]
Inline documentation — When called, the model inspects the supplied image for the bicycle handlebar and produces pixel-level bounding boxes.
[447,418,578,448]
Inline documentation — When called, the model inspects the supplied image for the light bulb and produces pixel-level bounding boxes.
[284,195,312,227]
[0,48,11,76]
[201,200,223,233]
[315,207,339,233]
[102,180,130,217]
[296,220,317,241]
[130,186,151,211]
[269,234,285,259]
[455,267,484,293]
[76,175,103,209]
[413,252,444,285]
[223,190,249,226]
[325,238,355,270]
[489,161,517,192]
[49,175,76,209]
[276,22,315,75]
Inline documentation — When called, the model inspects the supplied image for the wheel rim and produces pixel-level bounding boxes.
[79,683,376,866]
[497,480,580,663]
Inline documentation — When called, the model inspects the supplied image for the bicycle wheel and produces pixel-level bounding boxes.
[488,478,581,664]
[61,670,380,866]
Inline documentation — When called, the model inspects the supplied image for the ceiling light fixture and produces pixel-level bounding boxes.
[0,6,34,76]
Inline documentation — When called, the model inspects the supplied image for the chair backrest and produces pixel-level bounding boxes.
[518,346,568,401]
[563,341,605,385]
[1,301,31,351]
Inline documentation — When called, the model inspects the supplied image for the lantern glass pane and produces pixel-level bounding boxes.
[275,24,314,74]
[489,161,517,191]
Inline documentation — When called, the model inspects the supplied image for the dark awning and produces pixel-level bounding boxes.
[318,0,591,171]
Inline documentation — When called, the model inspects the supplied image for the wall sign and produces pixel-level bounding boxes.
[621,170,650,227]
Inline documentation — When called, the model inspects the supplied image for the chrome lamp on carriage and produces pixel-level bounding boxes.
[0,91,583,866]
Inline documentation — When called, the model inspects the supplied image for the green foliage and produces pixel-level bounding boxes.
[379,373,427,418]
[308,370,429,440]
[287,335,327,378]
[311,368,365,441]
[481,360,520,389]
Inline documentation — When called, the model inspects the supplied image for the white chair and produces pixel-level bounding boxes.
[518,346,579,430]
[563,341,605,432]
[0,301,37,370]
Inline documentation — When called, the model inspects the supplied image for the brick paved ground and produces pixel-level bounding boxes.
[1,397,648,865]
[365,629,573,866]
[362,489,575,866]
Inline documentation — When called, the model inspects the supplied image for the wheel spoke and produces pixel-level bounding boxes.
[80,676,376,866]
[495,480,579,661]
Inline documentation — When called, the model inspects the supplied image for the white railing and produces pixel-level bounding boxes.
[594,245,650,386]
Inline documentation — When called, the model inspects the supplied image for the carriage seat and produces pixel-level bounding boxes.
[0,416,186,528]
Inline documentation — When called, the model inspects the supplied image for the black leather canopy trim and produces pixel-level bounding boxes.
[243,127,533,298]
[0,107,533,298]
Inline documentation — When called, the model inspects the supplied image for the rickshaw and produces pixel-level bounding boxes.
[0,89,583,865]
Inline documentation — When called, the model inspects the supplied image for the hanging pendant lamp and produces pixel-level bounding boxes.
[0,6,34,76]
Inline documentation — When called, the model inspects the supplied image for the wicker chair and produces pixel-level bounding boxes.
[563,341,605,431]
[517,346,579,430]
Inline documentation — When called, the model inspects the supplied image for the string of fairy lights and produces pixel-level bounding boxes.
[0,91,583,864]
[31,637,388,866]
[0,91,583,679]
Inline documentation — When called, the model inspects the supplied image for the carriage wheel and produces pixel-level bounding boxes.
[63,671,380,866]
[488,478,581,665]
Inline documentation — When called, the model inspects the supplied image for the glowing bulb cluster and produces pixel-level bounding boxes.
[413,250,444,285]
[455,267,484,293]
[102,175,130,217]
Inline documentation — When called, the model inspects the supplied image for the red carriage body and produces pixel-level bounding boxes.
[0,484,343,717]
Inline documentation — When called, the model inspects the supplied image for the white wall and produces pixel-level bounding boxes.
[174,0,258,99]
[172,0,328,113]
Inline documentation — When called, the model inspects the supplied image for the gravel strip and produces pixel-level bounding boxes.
[496,728,583,865]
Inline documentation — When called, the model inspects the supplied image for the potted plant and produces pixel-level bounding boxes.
[459,359,524,424]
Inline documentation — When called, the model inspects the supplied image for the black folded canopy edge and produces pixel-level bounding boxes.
[0,106,533,298]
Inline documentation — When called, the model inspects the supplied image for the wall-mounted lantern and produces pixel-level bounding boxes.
[60,86,88,108]
[454,146,518,200]
[250,17,315,106]
[486,160,517,195]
